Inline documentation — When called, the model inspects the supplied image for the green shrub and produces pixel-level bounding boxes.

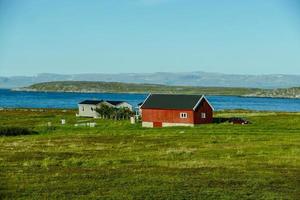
[96,105,135,120]
[0,127,37,136]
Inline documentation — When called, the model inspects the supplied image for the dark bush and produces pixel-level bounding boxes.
[213,117,229,123]
[0,127,38,136]
[96,105,135,120]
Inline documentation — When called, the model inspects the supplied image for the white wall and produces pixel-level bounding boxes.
[78,104,99,118]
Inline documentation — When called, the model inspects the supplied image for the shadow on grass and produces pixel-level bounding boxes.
[213,117,229,124]
[0,127,38,136]
[213,117,251,125]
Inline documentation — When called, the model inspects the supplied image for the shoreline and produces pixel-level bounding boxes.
[1,107,300,114]
[10,88,148,95]
[9,88,300,100]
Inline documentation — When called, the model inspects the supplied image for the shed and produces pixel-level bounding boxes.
[141,94,214,127]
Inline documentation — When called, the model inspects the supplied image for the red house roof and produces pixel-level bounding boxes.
[141,94,214,110]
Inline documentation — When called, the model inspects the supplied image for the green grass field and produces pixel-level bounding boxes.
[0,109,299,199]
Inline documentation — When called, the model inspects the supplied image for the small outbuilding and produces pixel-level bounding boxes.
[141,94,214,127]
[105,101,133,110]
[77,100,132,118]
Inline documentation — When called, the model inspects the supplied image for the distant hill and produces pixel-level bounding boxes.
[1,71,300,89]
[17,81,300,98]
[19,81,261,96]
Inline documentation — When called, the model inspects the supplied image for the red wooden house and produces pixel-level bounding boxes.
[141,94,214,127]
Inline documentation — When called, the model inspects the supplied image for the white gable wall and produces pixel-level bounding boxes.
[78,104,99,118]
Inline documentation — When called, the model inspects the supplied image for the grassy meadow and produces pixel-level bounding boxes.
[0,109,299,199]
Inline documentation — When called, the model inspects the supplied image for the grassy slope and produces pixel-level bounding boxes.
[23,81,261,96]
[0,109,299,199]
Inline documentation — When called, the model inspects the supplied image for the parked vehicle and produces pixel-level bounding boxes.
[228,117,251,125]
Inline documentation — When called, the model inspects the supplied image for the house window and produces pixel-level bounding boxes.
[82,106,84,111]
[201,112,206,119]
[91,107,94,111]
[180,112,188,118]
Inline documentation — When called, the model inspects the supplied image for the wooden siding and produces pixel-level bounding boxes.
[194,98,213,124]
[142,108,194,124]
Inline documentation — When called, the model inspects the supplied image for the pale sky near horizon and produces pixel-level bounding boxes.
[0,0,300,76]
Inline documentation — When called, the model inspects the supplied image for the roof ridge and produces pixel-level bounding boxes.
[141,93,206,110]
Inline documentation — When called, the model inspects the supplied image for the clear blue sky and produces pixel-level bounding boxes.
[0,0,299,76]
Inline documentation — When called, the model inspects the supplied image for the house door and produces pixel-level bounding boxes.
[153,122,162,127]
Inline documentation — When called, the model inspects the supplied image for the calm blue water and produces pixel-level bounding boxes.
[0,89,300,112]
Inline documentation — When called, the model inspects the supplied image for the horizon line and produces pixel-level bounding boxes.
[2,71,300,77]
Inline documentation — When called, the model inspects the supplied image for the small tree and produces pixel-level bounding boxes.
[96,104,113,119]
[96,106,134,120]
[112,107,118,120]
[96,106,104,118]
[119,107,135,119]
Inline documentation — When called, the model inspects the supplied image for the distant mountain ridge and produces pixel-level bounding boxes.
[1,71,300,89]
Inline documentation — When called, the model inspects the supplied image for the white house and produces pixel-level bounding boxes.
[77,100,133,118]
[77,100,102,118]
